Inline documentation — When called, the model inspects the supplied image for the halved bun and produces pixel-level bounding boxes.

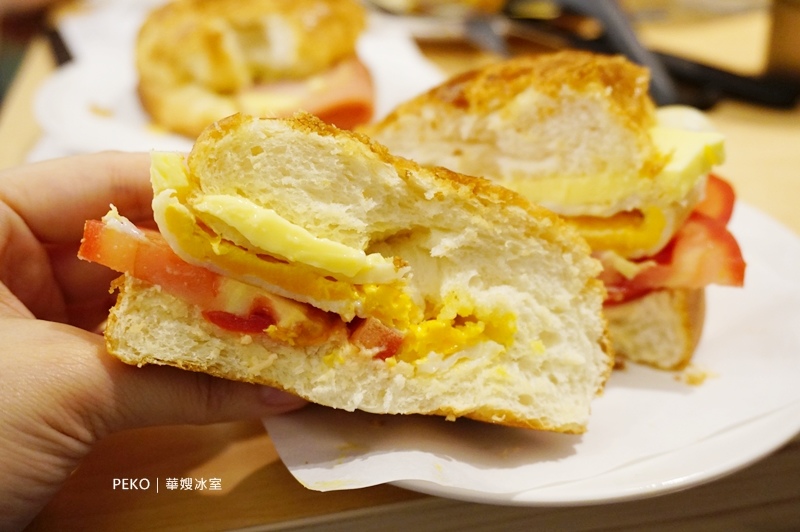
[604,289,705,370]
[136,0,370,137]
[109,275,608,432]
[363,51,665,218]
[363,51,724,260]
[103,113,612,433]
[362,51,730,371]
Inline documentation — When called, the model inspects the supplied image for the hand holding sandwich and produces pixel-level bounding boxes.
[0,153,305,531]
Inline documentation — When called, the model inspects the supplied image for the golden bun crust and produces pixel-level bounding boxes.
[605,288,705,370]
[375,51,655,131]
[136,0,367,137]
[137,0,365,85]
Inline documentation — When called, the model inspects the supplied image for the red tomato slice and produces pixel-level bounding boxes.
[308,58,374,130]
[79,218,138,272]
[202,296,280,334]
[349,317,405,360]
[79,218,344,345]
[694,174,736,225]
[603,212,746,304]
[79,219,219,308]
[244,57,374,131]
[601,174,745,304]
[635,212,745,288]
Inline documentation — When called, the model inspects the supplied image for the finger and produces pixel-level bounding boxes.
[8,320,306,441]
[0,151,154,244]
[76,325,306,435]
[0,281,34,319]
[47,243,120,328]
[107,363,309,432]
[0,202,66,321]
[0,152,153,323]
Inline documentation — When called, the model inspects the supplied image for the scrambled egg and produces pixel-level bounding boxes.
[398,293,516,363]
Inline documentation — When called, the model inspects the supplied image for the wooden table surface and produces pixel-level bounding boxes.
[1,6,799,531]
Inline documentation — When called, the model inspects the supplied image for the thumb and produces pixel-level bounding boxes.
[101,360,308,434]
[10,320,306,442]
[85,333,308,436]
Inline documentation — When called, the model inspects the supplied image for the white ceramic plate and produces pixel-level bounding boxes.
[394,400,800,506]
[34,53,194,154]
[265,203,800,504]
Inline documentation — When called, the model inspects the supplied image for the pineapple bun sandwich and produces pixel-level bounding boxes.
[135,0,373,138]
[363,50,746,370]
[78,113,613,434]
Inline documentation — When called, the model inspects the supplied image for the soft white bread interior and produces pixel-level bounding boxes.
[605,288,705,370]
[105,112,612,433]
[136,0,370,138]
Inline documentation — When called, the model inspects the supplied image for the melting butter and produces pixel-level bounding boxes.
[193,194,395,281]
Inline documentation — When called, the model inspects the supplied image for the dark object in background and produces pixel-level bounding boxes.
[505,0,800,110]
[0,11,48,102]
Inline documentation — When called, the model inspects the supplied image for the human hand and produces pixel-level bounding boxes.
[0,152,306,530]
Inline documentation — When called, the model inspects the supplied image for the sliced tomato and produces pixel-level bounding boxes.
[240,57,374,131]
[694,174,736,224]
[203,297,278,334]
[79,219,219,308]
[79,218,343,345]
[636,212,745,288]
[349,317,405,360]
[601,174,745,304]
[309,58,374,130]
[602,212,746,304]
